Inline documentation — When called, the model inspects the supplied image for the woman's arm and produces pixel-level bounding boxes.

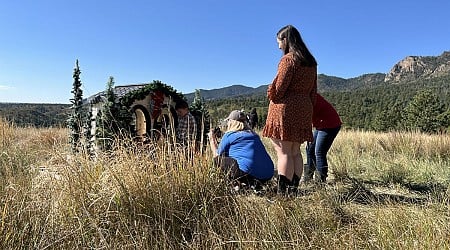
[268,55,295,102]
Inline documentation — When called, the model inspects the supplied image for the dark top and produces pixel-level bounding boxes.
[313,94,342,130]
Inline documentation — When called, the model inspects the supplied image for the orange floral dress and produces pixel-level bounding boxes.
[262,53,317,143]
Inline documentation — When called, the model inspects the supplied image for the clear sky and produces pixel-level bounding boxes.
[1,0,449,104]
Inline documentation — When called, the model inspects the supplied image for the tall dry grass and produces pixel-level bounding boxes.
[1,119,449,249]
[330,130,450,186]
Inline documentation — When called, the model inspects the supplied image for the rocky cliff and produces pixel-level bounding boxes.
[385,51,450,82]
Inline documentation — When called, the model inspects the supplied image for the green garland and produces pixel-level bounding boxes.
[120,80,185,107]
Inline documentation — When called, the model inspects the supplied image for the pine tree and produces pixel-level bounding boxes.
[402,89,443,133]
[68,60,84,153]
[437,109,450,132]
[190,89,211,150]
[83,106,95,157]
[96,76,119,150]
[372,103,403,131]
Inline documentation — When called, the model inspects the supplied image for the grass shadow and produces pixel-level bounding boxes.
[337,177,429,205]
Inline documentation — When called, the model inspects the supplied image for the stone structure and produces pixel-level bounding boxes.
[85,82,184,146]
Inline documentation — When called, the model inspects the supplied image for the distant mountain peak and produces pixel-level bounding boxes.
[385,51,450,82]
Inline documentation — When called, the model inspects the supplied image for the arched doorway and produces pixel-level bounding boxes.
[154,104,177,139]
[131,105,151,141]
[134,108,146,137]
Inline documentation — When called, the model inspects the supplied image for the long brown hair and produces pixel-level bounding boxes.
[277,25,317,67]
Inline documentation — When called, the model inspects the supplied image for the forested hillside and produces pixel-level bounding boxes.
[0,103,70,127]
[205,74,450,132]
[1,76,449,131]
[323,75,450,131]
[204,52,450,132]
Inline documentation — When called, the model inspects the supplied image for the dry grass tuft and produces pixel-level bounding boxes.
[0,117,14,148]
[0,127,449,249]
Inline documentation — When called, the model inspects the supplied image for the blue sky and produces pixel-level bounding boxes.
[1,0,449,104]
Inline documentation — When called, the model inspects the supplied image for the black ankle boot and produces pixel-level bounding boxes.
[292,174,300,188]
[287,174,300,194]
[317,166,328,183]
[277,175,292,195]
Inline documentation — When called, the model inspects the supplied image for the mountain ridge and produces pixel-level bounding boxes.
[185,50,450,101]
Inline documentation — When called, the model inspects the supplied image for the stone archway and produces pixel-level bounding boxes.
[134,108,147,137]
[131,105,152,142]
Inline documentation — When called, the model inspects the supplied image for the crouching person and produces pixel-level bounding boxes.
[208,110,274,190]
[305,93,342,183]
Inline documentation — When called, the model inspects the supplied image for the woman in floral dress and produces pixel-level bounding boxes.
[263,25,317,194]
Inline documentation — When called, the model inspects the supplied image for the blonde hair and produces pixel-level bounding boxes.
[226,119,250,133]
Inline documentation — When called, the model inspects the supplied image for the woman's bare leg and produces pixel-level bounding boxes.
[271,138,295,181]
[293,141,303,178]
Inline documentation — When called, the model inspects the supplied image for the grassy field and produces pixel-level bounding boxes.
[1,117,449,249]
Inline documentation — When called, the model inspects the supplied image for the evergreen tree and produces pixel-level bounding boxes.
[83,106,95,157]
[402,89,443,133]
[372,103,403,131]
[190,89,211,148]
[437,109,450,132]
[96,76,119,150]
[68,60,84,153]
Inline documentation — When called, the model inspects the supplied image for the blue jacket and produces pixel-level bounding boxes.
[217,130,274,180]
